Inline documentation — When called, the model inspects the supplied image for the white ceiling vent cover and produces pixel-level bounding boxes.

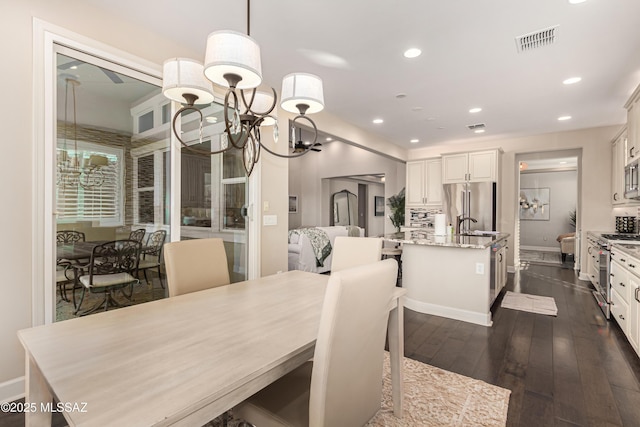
[515,25,559,53]
[467,123,485,131]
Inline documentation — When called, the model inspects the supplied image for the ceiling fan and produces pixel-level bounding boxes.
[292,127,322,153]
[57,59,125,84]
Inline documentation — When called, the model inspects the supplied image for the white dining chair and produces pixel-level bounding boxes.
[163,238,230,297]
[330,236,383,272]
[234,258,398,426]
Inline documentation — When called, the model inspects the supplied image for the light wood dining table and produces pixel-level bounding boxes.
[19,270,406,426]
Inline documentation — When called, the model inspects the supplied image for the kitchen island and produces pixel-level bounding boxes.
[386,230,510,326]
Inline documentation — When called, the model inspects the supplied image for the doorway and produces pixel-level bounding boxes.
[516,150,581,271]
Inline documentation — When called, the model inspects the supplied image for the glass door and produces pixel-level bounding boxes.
[54,45,168,320]
[177,103,248,283]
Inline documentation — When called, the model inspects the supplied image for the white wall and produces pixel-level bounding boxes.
[409,125,621,272]
[520,170,577,250]
[288,140,406,236]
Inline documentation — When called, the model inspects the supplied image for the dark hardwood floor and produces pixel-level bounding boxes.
[3,263,639,426]
[403,263,640,427]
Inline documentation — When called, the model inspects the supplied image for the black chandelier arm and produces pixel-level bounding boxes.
[241,86,278,116]
[171,105,233,156]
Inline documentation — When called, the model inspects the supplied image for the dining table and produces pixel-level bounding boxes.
[19,270,406,426]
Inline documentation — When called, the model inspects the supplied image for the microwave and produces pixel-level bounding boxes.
[625,159,640,199]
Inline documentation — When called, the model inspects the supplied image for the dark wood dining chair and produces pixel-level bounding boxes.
[138,230,167,293]
[74,240,141,315]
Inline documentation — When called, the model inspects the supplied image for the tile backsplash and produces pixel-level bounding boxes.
[408,207,443,228]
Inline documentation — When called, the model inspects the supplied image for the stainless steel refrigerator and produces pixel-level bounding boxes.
[442,182,497,232]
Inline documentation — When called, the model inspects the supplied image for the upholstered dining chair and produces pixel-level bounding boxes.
[74,240,141,315]
[234,258,398,426]
[129,228,146,243]
[163,238,230,297]
[330,236,383,272]
[137,230,167,292]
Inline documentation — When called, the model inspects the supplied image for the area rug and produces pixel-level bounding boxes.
[501,291,558,316]
[209,353,510,427]
[520,249,562,265]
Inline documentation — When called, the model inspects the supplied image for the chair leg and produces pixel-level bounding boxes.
[74,287,87,315]
[562,253,567,262]
[157,266,165,289]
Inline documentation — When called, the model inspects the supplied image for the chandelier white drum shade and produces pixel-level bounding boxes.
[281,73,325,115]
[204,30,262,90]
[162,58,214,105]
[162,0,325,176]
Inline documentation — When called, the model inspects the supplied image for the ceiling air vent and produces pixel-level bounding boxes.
[515,25,559,53]
[467,123,485,131]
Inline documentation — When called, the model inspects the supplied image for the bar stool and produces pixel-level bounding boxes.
[381,246,402,285]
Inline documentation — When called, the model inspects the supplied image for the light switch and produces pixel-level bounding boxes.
[263,201,270,212]
[475,263,485,275]
[263,215,277,226]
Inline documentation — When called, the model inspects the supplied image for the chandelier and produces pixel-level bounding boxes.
[161,0,324,176]
[57,77,109,189]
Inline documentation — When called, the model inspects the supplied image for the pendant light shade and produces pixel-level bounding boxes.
[280,73,325,114]
[251,91,276,126]
[162,58,214,104]
[204,30,262,90]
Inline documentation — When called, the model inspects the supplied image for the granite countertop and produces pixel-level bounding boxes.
[612,243,640,259]
[385,230,510,249]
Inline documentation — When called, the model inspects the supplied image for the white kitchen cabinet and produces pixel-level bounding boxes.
[629,276,640,354]
[625,84,640,166]
[611,129,627,204]
[442,150,498,184]
[406,158,442,207]
[495,241,508,294]
[611,288,630,334]
[610,245,640,357]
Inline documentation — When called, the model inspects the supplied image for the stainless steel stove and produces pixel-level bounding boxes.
[587,231,640,319]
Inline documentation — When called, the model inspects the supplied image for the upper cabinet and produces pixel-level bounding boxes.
[442,150,498,184]
[406,158,442,207]
[612,128,628,205]
[625,84,640,165]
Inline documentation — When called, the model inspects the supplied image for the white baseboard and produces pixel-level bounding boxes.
[578,272,591,282]
[508,265,517,273]
[520,245,561,253]
[404,298,492,327]
[0,376,24,403]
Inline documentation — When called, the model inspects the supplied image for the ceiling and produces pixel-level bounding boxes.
[85,0,640,150]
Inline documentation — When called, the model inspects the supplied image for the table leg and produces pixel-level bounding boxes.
[25,353,52,427]
[388,296,404,418]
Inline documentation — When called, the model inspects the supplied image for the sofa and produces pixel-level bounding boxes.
[288,226,364,273]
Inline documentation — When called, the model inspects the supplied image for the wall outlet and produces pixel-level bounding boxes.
[475,263,485,275]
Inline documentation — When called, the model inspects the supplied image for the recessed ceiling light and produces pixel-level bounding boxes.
[325,137,332,142]
[474,129,485,134]
[403,48,422,58]
[559,161,568,164]
[437,126,445,130]
[469,107,482,113]
[558,115,572,121]
[563,77,582,85]
[70,65,78,70]
[410,139,419,143]
[569,0,586,4]
[372,118,384,124]
[205,116,218,123]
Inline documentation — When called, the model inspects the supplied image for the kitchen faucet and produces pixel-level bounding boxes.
[456,216,478,234]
